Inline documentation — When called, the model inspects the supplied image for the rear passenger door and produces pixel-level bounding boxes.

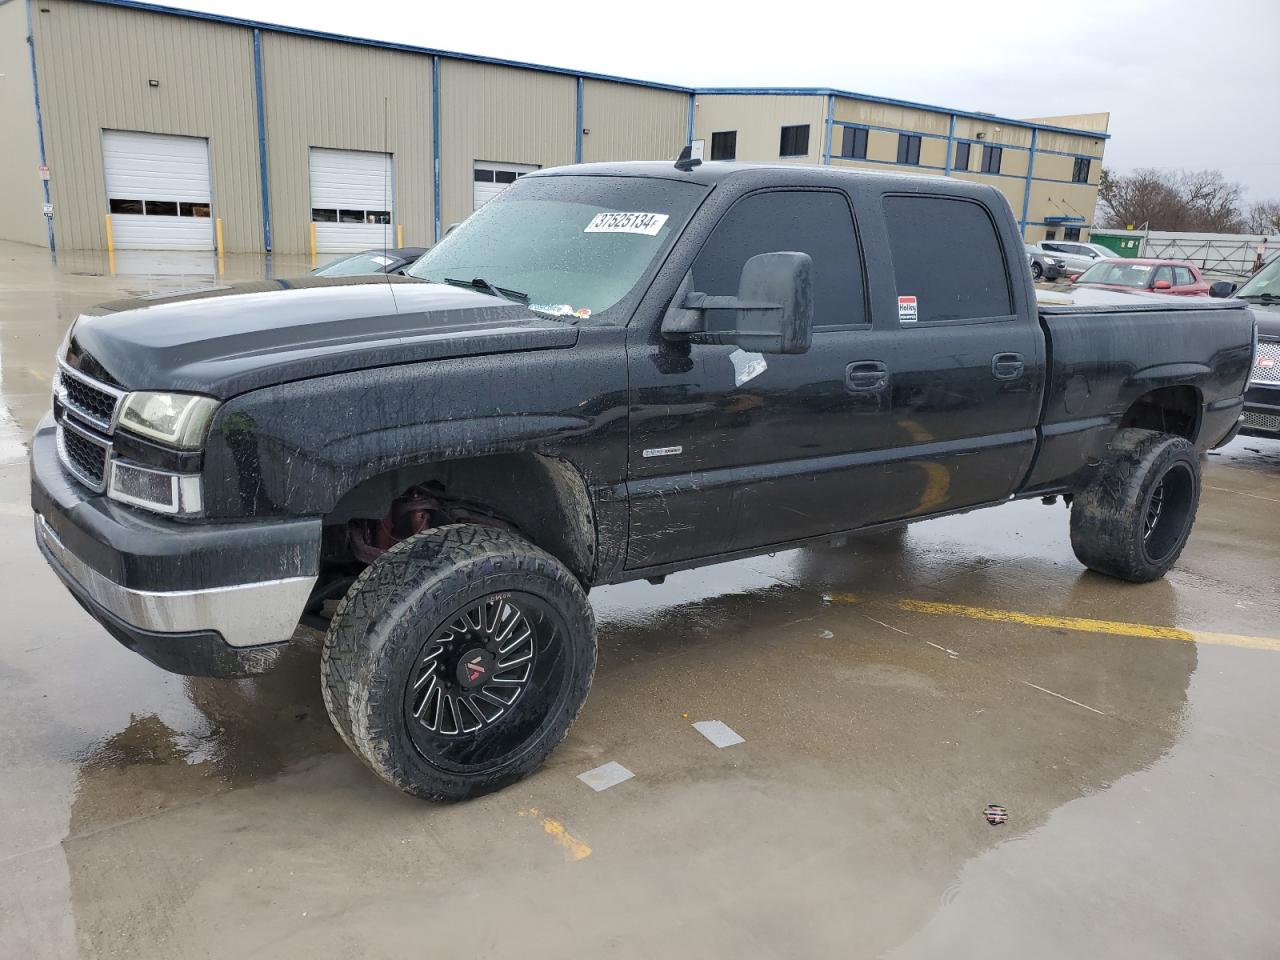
[868,194,1045,517]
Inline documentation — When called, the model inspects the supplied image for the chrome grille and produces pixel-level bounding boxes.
[1253,339,1280,385]
[1242,410,1280,434]
[53,359,124,493]
[57,417,111,491]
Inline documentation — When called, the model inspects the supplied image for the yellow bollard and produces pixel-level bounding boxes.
[104,213,115,275]
[215,217,224,254]
[396,223,403,248]
[310,221,317,268]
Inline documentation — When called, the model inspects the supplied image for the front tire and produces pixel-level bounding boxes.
[1031,261,1044,281]
[1069,429,1200,583]
[321,524,596,800]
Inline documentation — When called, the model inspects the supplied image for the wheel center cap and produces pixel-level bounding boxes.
[456,648,495,690]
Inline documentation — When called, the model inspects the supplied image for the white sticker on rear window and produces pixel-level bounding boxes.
[584,212,669,236]
[898,295,918,323]
[370,255,393,266]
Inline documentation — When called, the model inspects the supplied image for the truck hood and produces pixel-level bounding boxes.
[67,276,579,398]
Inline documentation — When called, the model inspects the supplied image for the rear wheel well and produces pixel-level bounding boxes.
[310,454,597,619]
[1119,386,1201,442]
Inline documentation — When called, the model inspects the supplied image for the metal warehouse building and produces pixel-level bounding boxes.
[0,0,1110,256]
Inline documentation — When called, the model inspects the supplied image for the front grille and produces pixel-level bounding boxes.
[1242,410,1280,434]
[52,357,122,493]
[57,361,124,432]
[57,419,111,490]
[1253,339,1280,385]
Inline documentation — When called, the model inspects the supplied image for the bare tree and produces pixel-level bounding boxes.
[1244,200,1280,235]
[1097,167,1256,233]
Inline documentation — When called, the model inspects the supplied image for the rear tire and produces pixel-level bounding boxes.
[321,524,596,800]
[1069,429,1200,583]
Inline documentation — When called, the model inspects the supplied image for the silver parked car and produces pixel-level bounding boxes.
[1036,240,1116,276]
[1025,243,1066,281]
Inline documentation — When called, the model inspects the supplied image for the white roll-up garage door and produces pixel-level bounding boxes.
[473,161,539,211]
[309,148,394,253]
[102,131,213,250]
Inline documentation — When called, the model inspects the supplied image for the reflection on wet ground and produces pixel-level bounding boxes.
[2,241,1279,958]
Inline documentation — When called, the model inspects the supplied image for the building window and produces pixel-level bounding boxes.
[896,134,921,166]
[108,198,143,215]
[1064,226,1082,241]
[1044,229,1057,241]
[954,142,970,172]
[981,145,1002,174]
[840,126,868,160]
[711,131,737,160]
[779,124,810,157]
[1072,157,1091,183]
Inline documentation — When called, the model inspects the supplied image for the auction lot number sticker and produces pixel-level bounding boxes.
[584,212,669,236]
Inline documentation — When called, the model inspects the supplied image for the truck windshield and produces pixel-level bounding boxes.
[1077,262,1152,287]
[406,175,706,320]
[1235,256,1280,301]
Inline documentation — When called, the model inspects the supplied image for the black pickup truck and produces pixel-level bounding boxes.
[32,160,1256,800]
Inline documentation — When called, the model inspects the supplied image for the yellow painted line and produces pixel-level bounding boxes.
[825,594,1280,653]
[895,598,1280,653]
[518,808,591,862]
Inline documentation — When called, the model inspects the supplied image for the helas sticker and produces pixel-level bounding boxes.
[584,212,669,236]
[898,295,918,324]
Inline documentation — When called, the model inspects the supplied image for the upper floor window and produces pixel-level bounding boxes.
[981,145,1003,175]
[1072,157,1091,183]
[711,131,737,161]
[897,134,922,166]
[779,125,810,157]
[841,126,868,160]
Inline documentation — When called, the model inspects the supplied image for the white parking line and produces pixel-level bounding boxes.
[692,720,745,748]
[577,760,634,792]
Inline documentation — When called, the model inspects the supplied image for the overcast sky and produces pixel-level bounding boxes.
[186,0,1278,199]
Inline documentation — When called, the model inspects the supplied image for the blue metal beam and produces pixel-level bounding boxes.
[575,77,584,164]
[686,92,695,145]
[24,0,54,252]
[822,94,833,165]
[432,55,441,243]
[944,114,955,176]
[1020,128,1038,237]
[252,28,271,252]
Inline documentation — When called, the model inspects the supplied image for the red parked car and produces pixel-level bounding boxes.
[1071,258,1210,297]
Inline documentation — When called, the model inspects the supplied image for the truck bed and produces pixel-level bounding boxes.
[1023,287,1256,493]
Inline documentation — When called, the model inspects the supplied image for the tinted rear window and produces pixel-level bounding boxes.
[882,195,1013,323]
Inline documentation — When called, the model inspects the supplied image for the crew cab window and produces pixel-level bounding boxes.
[691,190,866,331]
[1174,266,1195,286]
[882,195,1013,323]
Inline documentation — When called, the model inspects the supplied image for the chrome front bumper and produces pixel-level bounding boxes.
[36,513,316,649]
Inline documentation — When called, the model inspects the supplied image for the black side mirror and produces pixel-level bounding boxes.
[1209,280,1237,299]
[660,251,814,354]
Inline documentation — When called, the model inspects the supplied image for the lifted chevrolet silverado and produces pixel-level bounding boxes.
[32,161,1257,800]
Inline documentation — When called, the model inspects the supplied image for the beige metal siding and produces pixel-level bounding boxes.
[582,80,686,163]
[0,0,46,246]
[31,0,260,251]
[835,98,950,137]
[439,59,575,230]
[693,94,826,164]
[261,32,433,255]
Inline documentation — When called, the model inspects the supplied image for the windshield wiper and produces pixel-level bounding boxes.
[442,276,529,304]
[1238,292,1280,303]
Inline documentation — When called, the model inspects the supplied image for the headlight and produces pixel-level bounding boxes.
[118,391,218,449]
[108,460,203,516]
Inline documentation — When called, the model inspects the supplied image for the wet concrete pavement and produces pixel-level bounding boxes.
[2,240,1279,958]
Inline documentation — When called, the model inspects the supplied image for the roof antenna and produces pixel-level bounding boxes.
[674,144,701,172]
